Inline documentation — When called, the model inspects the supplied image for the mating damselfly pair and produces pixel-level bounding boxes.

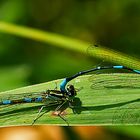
[0,65,140,126]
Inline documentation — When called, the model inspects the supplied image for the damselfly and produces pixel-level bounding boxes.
[0,65,140,125]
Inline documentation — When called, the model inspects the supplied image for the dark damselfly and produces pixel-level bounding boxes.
[0,65,140,125]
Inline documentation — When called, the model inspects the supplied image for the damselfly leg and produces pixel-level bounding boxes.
[32,105,46,125]
[54,100,69,126]
[31,102,60,125]
[31,99,69,125]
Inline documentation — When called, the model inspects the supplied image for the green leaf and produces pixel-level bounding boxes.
[0,22,140,69]
[0,73,140,126]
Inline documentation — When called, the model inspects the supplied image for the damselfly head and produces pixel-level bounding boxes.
[66,84,77,97]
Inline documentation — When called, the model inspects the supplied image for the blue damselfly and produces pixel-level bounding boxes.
[0,65,140,125]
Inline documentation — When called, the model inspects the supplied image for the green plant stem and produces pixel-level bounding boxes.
[0,22,140,69]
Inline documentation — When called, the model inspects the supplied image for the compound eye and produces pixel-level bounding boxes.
[66,84,77,96]
[67,86,70,91]
[67,84,74,91]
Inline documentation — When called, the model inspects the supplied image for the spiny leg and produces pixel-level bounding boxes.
[54,100,69,126]
[55,100,67,111]
[32,102,61,125]
[58,113,69,126]
[32,105,46,125]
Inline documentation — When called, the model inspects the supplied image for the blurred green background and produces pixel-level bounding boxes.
[0,0,140,91]
[0,0,140,139]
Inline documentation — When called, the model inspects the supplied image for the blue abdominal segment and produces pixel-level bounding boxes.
[133,69,140,74]
[2,100,12,105]
[35,97,43,102]
[113,66,123,69]
[24,97,32,103]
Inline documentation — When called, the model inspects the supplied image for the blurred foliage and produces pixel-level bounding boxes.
[109,126,140,140]
[0,65,29,91]
[0,126,140,140]
[0,0,140,91]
